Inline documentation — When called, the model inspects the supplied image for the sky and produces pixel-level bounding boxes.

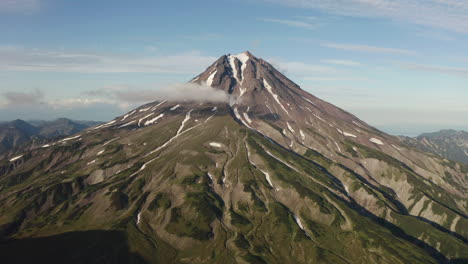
[0,0,467,136]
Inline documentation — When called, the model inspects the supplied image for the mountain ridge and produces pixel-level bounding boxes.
[0,118,102,157]
[400,129,468,164]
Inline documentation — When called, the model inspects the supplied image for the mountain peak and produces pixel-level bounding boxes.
[192,51,301,100]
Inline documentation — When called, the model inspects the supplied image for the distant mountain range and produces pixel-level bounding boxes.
[400,130,468,165]
[0,118,102,155]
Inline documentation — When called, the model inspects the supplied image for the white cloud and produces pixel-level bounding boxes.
[86,82,230,105]
[263,0,468,33]
[303,76,369,81]
[321,59,362,66]
[268,58,337,76]
[48,98,120,110]
[0,46,216,74]
[395,61,468,78]
[322,42,416,55]
[0,0,39,13]
[259,18,318,29]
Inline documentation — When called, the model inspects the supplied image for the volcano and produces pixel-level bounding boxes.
[0,52,466,264]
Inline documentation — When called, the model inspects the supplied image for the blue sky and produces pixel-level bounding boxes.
[0,0,467,136]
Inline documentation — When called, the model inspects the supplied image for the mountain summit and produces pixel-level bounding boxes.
[0,52,466,263]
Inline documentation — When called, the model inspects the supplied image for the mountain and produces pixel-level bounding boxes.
[0,52,466,264]
[400,130,468,165]
[0,118,102,156]
[0,120,40,154]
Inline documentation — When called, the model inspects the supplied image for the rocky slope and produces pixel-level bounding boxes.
[400,130,468,165]
[0,52,466,264]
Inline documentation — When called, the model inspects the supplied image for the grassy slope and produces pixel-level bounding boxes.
[0,111,466,263]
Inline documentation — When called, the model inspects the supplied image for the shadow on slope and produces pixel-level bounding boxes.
[0,230,147,264]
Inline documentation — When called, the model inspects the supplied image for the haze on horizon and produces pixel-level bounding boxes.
[0,0,467,136]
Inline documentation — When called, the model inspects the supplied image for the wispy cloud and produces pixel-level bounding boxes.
[303,76,369,82]
[322,42,417,55]
[0,46,216,74]
[395,61,468,78]
[0,0,40,13]
[259,18,318,29]
[263,0,468,33]
[268,58,337,76]
[321,59,362,66]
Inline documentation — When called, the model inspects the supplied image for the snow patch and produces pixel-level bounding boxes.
[300,129,305,140]
[87,160,96,165]
[97,150,105,156]
[392,144,402,151]
[207,172,214,181]
[336,128,343,134]
[264,149,298,172]
[212,106,217,112]
[207,70,217,86]
[293,214,305,230]
[343,184,350,194]
[261,170,274,188]
[103,137,119,146]
[229,53,249,97]
[118,120,136,128]
[313,113,326,123]
[343,132,357,138]
[146,109,197,156]
[303,97,317,106]
[334,141,342,153]
[138,113,154,126]
[234,52,249,82]
[287,122,295,133]
[352,120,363,127]
[370,138,384,145]
[137,212,142,225]
[42,144,51,148]
[60,135,81,142]
[121,110,136,121]
[170,104,180,111]
[209,142,222,148]
[243,112,252,124]
[228,55,240,83]
[233,107,253,129]
[204,114,216,123]
[144,114,164,126]
[150,100,166,111]
[263,79,290,116]
[139,107,151,112]
[10,155,23,162]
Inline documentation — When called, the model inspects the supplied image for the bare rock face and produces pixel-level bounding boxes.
[0,51,466,263]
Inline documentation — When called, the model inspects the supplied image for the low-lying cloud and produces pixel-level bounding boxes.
[86,82,230,106]
[0,89,45,108]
